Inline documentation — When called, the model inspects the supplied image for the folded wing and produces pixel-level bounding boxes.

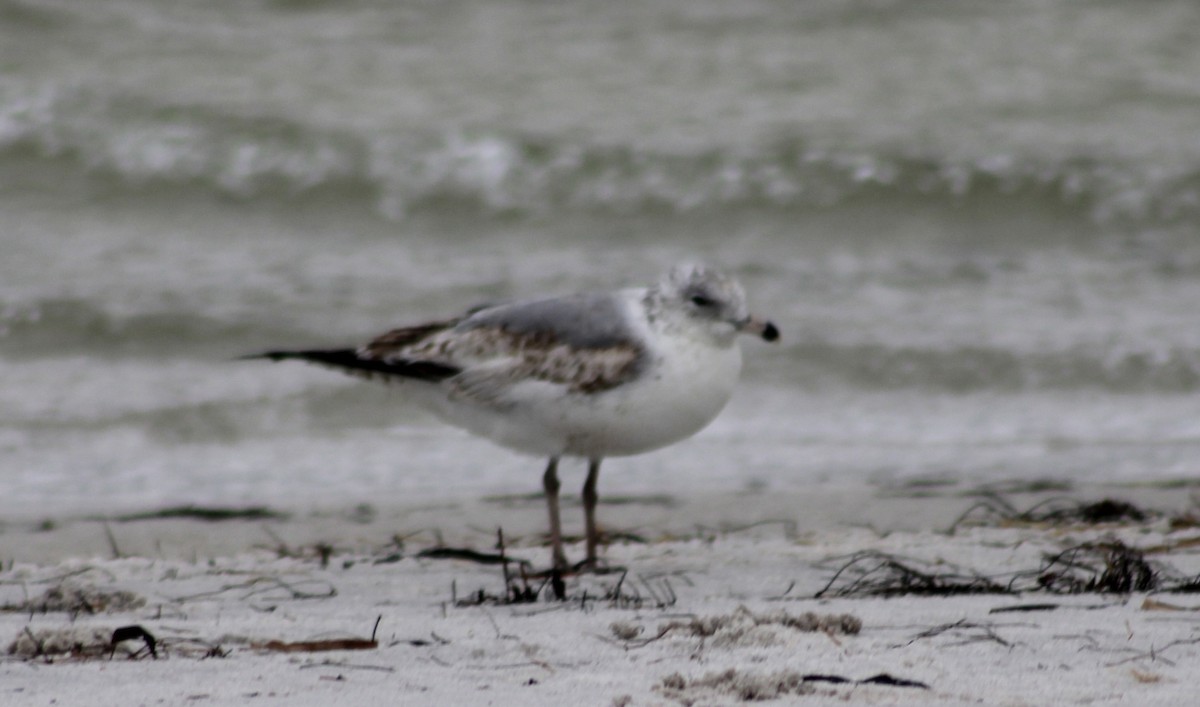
[250,292,645,403]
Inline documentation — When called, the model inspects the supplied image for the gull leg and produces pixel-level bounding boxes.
[542,457,567,570]
[582,458,602,565]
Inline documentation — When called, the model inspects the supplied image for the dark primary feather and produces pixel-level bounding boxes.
[247,348,460,382]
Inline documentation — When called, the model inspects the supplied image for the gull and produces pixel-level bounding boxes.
[247,263,779,570]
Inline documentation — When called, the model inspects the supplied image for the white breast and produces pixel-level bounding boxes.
[572,321,743,458]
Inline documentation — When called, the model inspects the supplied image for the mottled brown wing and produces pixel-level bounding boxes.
[364,295,647,401]
[359,319,460,357]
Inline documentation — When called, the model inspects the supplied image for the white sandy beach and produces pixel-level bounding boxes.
[3,485,1199,706]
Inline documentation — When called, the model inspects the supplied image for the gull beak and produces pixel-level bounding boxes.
[740,315,780,342]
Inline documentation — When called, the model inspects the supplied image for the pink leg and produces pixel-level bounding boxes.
[582,458,602,565]
[542,457,567,570]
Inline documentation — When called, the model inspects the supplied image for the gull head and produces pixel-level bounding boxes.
[659,263,780,345]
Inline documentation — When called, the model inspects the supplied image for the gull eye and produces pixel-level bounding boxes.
[690,294,715,308]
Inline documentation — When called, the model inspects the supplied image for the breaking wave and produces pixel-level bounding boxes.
[3,80,1199,224]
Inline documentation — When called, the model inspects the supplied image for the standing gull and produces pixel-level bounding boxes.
[247,263,779,570]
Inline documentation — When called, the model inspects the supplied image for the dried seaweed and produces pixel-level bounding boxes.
[110,505,287,522]
[952,495,1157,531]
[819,539,1200,599]
[610,606,861,650]
[451,577,543,607]
[1,584,145,615]
[658,667,927,704]
[442,529,554,606]
[9,625,157,661]
[815,551,1010,598]
[1020,540,1160,594]
[8,627,115,660]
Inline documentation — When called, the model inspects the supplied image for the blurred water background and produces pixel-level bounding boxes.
[3,0,1200,516]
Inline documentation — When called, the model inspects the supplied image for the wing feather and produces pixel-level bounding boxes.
[253,293,645,398]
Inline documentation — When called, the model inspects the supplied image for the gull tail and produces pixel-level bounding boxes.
[241,348,460,383]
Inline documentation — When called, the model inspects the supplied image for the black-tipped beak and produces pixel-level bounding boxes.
[741,315,780,342]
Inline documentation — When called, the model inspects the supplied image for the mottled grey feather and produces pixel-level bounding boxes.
[457,292,636,349]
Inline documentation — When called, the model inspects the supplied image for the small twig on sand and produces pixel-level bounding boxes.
[297,659,395,672]
[171,576,336,603]
[257,638,377,653]
[896,619,1017,649]
[417,547,532,568]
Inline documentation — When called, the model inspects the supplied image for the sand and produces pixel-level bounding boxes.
[2,484,1199,706]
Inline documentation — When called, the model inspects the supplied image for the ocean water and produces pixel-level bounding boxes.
[3,0,1200,517]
